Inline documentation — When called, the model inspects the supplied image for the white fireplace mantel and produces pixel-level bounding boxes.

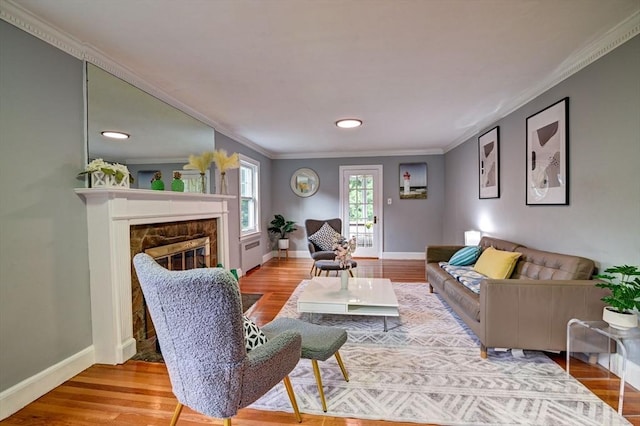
[75,188,234,364]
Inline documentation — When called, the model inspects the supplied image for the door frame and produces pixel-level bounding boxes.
[339,165,383,258]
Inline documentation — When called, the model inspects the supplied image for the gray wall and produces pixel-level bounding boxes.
[215,132,273,269]
[271,155,445,254]
[0,21,91,391]
[443,35,640,271]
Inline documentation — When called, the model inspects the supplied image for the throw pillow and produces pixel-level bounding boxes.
[243,315,267,351]
[308,222,341,251]
[473,247,521,279]
[449,246,482,266]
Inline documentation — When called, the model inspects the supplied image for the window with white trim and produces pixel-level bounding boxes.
[240,155,260,236]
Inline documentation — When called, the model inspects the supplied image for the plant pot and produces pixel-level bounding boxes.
[278,239,289,250]
[602,306,638,330]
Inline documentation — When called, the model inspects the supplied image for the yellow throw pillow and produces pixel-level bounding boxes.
[473,247,521,279]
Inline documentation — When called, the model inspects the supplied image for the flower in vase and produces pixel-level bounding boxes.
[183,151,215,175]
[212,149,240,174]
[333,236,357,268]
[78,158,133,183]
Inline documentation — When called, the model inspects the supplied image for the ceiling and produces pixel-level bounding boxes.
[5,0,640,159]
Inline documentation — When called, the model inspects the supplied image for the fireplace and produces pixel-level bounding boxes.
[130,220,216,360]
[76,188,233,364]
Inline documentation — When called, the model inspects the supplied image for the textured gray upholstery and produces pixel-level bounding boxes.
[133,253,302,419]
[305,218,342,261]
[262,318,347,361]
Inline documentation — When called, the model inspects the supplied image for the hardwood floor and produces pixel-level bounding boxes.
[2,257,638,425]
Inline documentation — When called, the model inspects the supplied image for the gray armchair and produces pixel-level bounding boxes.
[305,218,342,275]
[133,253,302,426]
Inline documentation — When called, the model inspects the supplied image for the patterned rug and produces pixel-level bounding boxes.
[249,281,630,425]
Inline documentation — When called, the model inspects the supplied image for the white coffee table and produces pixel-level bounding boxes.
[296,277,399,331]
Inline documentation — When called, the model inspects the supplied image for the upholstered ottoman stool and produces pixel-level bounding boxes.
[261,317,349,412]
[313,260,357,277]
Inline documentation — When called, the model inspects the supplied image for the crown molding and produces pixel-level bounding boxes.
[0,0,276,160]
[273,147,443,160]
[443,9,640,154]
[3,0,637,159]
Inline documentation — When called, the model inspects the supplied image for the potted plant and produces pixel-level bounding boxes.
[595,265,640,330]
[268,214,297,250]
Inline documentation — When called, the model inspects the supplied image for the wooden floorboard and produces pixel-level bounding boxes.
[1,257,638,425]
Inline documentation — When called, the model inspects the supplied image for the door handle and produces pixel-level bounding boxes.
[373,216,377,224]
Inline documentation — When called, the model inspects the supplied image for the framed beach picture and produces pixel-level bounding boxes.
[526,97,569,205]
[478,126,500,199]
[399,162,427,199]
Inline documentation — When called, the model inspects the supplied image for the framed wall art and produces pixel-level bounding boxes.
[526,97,569,205]
[399,162,427,199]
[290,167,319,197]
[478,126,500,199]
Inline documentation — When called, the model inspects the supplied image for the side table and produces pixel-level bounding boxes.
[566,318,640,415]
[278,248,288,260]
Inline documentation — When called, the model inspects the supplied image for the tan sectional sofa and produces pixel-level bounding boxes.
[426,236,608,358]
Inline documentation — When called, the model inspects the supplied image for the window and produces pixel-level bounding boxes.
[240,155,260,236]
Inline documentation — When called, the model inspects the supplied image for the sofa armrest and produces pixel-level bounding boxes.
[479,279,608,351]
[425,245,465,263]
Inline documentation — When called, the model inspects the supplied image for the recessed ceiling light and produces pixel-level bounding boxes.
[101,131,130,140]
[335,119,362,129]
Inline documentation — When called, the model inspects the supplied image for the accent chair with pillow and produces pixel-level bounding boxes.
[133,253,303,426]
[305,218,342,275]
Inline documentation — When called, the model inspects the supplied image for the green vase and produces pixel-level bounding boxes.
[151,179,165,191]
[171,178,184,192]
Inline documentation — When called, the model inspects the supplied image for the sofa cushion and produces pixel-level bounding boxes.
[512,247,595,280]
[308,222,341,251]
[474,247,521,279]
[439,262,485,294]
[448,246,481,266]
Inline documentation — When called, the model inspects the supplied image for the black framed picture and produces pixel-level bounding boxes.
[478,126,500,199]
[526,97,569,205]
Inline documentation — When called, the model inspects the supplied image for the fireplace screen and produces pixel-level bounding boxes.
[144,236,210,270]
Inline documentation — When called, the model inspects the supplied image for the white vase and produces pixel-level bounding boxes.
[278,239,289,250]
[91,171,130,188]
[603,306,638,330]
[340,269,349,290]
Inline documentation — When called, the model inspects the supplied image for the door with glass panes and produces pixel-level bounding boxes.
[339,165,382,258]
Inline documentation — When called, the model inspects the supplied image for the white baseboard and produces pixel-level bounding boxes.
[381,252,425,260]
[0,346,95,420]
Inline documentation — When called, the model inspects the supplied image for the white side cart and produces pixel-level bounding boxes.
[566,319,640,415]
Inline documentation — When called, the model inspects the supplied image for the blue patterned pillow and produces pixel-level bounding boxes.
[449,246,481,266]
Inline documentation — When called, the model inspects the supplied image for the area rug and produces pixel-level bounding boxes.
[249,281,630,425]
[241,293,262,313]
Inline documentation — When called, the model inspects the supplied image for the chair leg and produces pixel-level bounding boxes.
[283,376,302,423]
[170,403,183,426]
[334,351,349,382]
[310,263,316,276]
[311,359,328,412]
[348,269,354,277]
[325,270,329,276]
[223,419,231,426]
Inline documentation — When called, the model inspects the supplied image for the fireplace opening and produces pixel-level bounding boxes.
[130,219,217,361]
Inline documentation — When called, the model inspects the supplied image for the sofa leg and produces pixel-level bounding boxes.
[480,344,488,359]
[428,284,434,293]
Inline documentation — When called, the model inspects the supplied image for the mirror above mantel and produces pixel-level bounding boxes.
[86,63,215,166]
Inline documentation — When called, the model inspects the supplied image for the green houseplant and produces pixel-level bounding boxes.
[595,265,640,329]
[268,214,297,250]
